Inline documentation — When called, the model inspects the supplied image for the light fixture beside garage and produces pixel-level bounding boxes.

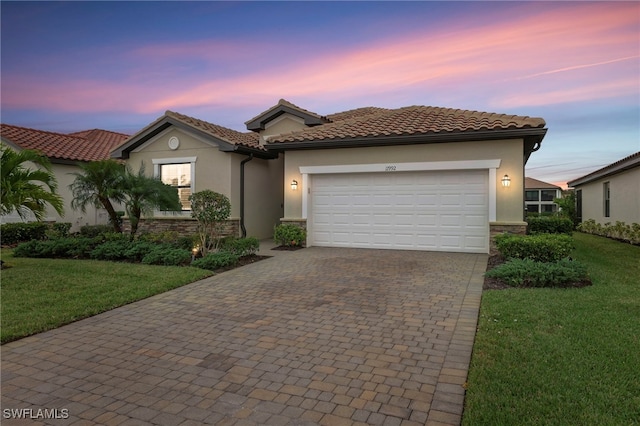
[291,180,298,190]
[501,174,511,187]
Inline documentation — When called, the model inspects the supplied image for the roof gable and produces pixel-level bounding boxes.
[111,110,274,160]
[245,99,329,131]
[525,177,561,190]
[0,124,129,162]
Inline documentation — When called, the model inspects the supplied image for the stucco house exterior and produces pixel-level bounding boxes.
[1,124,129,232]
[524,177,562,214]
[113,99,547,253]
[567,151,640,225]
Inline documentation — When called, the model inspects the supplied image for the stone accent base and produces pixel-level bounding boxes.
[489,222,527,256]
[123,217,240,238]
[279,218,307,230]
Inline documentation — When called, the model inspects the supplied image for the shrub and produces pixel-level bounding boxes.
[274,224,306,247]
[527,216,574,235]
[189,190,231,256]
[79,224,114,239]
[141,247,192,266]
[191,251,239,271]
[138,231,197,251]
[50,222,72,238]
[13,236,98,259]
[494,233,574,262]
[486,258,588,287]
[123,240,161,262]
[90,239,132,261]
[218,236,260,256]
[577,219,640,245]
[0,222,49,245]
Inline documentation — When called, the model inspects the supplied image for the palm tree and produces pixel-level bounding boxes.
[0,146,64,221]
[123,163,182,238]
[69,159,126,233]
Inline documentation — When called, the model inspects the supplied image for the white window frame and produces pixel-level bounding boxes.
[152,157,197,215]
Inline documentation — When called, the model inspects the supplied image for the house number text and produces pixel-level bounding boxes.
[385,165,397,171]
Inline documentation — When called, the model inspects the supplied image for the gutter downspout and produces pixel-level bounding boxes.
[240,154,253,237]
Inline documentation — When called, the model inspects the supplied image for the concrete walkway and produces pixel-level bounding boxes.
[1,247,487,426]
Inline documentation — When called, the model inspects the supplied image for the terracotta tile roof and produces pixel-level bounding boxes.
[165,110,262,149]
[525,177,562,190]
[267,105,546,143]
[1,124,129,162]
[245,99,327,127]
[567,151,640,187]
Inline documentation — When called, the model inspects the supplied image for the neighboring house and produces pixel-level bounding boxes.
[1,124,129,231]
[567,151,640,225]
[113,99,547,253]
[524,177,562,214]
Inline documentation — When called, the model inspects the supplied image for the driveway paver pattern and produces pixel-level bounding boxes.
[1,247,487,426]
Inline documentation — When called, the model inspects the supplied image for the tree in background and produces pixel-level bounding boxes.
[189,190,231,256]
[69,159,126,233]
[0,146,64,221]
[123,163,182,239]
[554,190,578,228]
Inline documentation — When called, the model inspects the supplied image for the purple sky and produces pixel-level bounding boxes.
[1,1,638,187]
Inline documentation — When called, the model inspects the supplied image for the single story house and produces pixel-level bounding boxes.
[567,151,639,225]
[113,99,547,253]
[524,177,562,214]
[1,124,129,231]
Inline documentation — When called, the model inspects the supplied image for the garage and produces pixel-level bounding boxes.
[309,169,489,253]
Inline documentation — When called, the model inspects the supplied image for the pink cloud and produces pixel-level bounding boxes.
[2,2,638,115]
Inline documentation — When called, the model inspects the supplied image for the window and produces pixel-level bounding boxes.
[603,182,610,218]
[542,204,555,213]
[153,157,196,211]
[541,190,556,201]
[525,190,539,201]
[576,189,582,223]
[526,204,539,213]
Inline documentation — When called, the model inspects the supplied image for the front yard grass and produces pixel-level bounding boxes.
[463,232,640,425]
[0,249,212,344]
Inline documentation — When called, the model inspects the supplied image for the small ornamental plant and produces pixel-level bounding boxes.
[273,224,306,247]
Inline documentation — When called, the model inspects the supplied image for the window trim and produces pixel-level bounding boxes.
[152,157,197,213]
[603,181,610,218]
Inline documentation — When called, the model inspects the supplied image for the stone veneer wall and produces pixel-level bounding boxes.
[122,218,240,238]
[279,218,307,230]
[489,223,527,256]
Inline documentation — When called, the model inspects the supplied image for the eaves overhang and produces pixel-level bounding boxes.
[567,151,640,187]
[266,127,547,161]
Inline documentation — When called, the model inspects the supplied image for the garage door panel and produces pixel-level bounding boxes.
[310,170,488,253]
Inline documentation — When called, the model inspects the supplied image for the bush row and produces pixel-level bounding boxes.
[1,222,50,245]
[577,220,640,245]
[490,232,588,288]
[12,233,260,270]
[494,233,574,263]
[526,216,573,235]
[485,258,588,287]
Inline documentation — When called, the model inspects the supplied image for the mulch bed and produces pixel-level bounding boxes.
[271,246,305,251]
[483,254,592,291]
[214,254,271,273]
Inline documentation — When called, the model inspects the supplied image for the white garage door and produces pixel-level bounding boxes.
[310,170,489,253]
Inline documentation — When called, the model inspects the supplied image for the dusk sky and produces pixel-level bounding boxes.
[1,1,639,187]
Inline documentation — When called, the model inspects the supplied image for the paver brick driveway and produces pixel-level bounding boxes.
[1,247,487,426]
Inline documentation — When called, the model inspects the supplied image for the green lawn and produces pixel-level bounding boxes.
[0,250,212,344]
[463,232,640,425]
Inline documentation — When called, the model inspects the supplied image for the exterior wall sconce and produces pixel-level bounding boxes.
[501,174,511,187]
[291,180,298,190]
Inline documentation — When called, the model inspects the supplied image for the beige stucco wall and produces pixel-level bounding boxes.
[0,143,112,232]
[283,139,525,224]
[127,127,283,239]
[576,167,640,225]
[259,115,306,145]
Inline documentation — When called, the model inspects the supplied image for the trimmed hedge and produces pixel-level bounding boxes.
[526,216,574,235]
[13,237,100,259]
[0,222,49,245]
[191,251,239,271]
[141,247,192,266]
[485,258,588,287]
[577,220,640,245]
[494,233,574,262]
